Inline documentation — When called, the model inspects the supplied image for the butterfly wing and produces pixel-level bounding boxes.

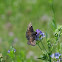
[27,36,36,46]
[26,22,34,40]
[26,22,37,46]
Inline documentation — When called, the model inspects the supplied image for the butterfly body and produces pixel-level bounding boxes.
[26,23,37,46]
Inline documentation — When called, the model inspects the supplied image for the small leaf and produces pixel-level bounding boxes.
[45,32,48,41]
[52,20,57,31]
[38,54,48,60]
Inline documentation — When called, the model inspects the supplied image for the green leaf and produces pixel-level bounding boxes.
[51,20,57,31]
[45,32,48,41]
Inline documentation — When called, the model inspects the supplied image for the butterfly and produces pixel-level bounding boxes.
[26,22,37,46]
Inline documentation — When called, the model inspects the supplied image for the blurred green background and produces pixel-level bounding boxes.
[0,0,62,62]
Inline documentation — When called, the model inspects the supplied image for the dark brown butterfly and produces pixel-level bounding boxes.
[26,22,37,46]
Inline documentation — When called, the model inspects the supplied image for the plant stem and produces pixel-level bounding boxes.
[48,53,51,62]
[40,41,48,53]
[40,41,51,62]
[37,43,42,51]
[58,32,60,53]
[58,40,60,52]
[51,0,57,29]
[51,0,55,21]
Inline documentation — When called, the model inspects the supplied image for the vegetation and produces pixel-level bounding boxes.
[0,0,62,62]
